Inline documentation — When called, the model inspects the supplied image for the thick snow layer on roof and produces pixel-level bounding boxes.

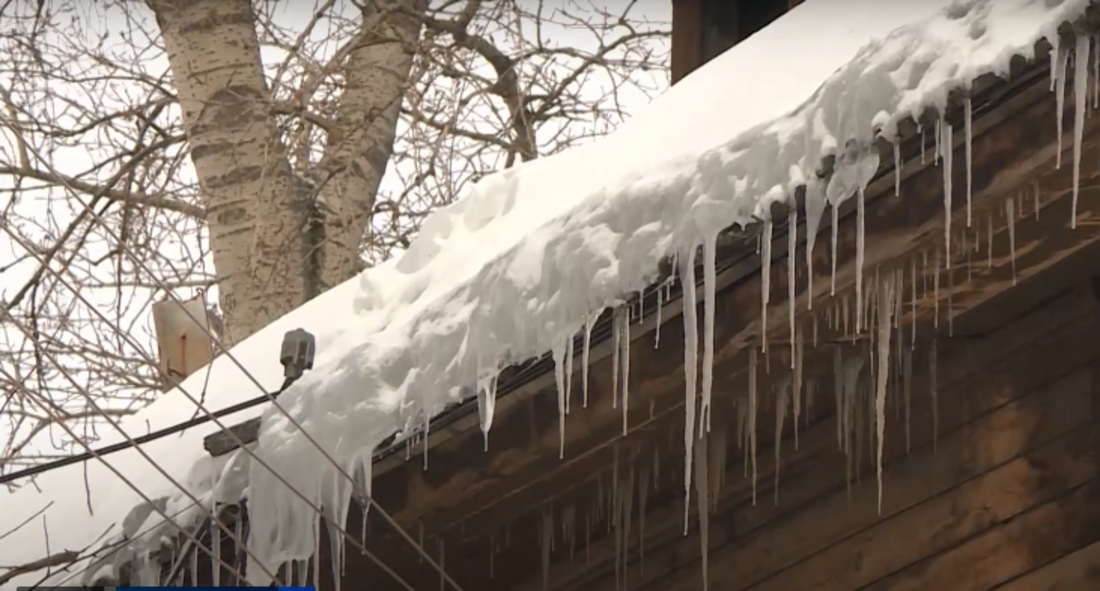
[0,0,1090,586]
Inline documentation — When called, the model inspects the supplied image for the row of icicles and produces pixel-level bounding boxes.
[363,30,1094,591]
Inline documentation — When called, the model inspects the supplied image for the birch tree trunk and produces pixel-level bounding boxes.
[147,0,424,345]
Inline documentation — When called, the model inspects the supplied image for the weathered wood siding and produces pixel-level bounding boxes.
[616,276,1100,591]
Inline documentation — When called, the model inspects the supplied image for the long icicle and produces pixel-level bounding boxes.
[1073,34,1090,229]
[965,98,973,227]
[702,234,718,433]
[694,433,711,591]
[554,342,567,459]
[855,187,866,333]
[1056,40,1069,169]
[1006,198,1017,286]
[941,119,954,271]
[831,205,839,296]
[620,307,631,435]
[762,221,774,352]
[681,247,699,535]
[583,313,596,408]
[789,204,798,369]
[874,273,895,515]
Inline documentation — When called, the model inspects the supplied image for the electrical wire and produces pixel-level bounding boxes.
[0,364,276,587]
[0,320,285,586]
[11,143,464,589]
[1,211,429,589]
[0,233,417,590]
[0,379,291,486]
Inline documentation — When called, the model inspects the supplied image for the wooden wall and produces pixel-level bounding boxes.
[590,265,1100,591]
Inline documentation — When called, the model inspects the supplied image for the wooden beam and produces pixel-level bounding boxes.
[671,0,703,84]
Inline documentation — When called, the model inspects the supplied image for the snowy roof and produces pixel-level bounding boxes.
[1,0,1091,587]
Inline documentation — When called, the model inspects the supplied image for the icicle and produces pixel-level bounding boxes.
[212,517,221,586]
[935,118,941,165]
[620,307,631,435]
[1029,180,1038,220]
[774,376,790,505]
[1006,198,1017,286]
[1073,34,1090,229]
[655,283,664,350]
[477,366,498,451]
[894,140,902,197]
[806,182,825,311]
[965,98,973,227]
[788,205,798,367]
[565,334,574,415]
[423,413,430,470]
[855,187,866,333]
[314,517,321,591]
[693,433,711,591]
[910,257,917,349]
[1094,34,1100,110]
[1056,40,1069,169]
[831,205,839,296]
[583,314,596,408]
[793,326,804,450]
[761,221,773,352]
[748,347,759,505]
[933,249,941,330]
[680,248,699,534]
[941,119,954,270]
[947,250,955,338]
[702,234,718,433]
[553,342,567,459]
[612,311,621,411]
[920,125,927,164]
[1053,34,1062,92]
[874,274,895,514]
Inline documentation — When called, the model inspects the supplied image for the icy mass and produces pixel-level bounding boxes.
[0,0,1094,587]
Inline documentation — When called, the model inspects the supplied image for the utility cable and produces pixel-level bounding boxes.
[14,143,464,590]
[1,226,420,590]
[0,378,292,486]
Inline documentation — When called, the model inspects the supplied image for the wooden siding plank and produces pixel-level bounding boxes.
[560,288,1098,591]
[629,367,1096,591]
[992,539,1100,591]
[860,480,1100,591]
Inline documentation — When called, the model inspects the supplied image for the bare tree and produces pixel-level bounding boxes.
[0,0,668,473]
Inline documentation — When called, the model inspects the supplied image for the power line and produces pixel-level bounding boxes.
[13,145,465,590]
[0,381,289,486]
